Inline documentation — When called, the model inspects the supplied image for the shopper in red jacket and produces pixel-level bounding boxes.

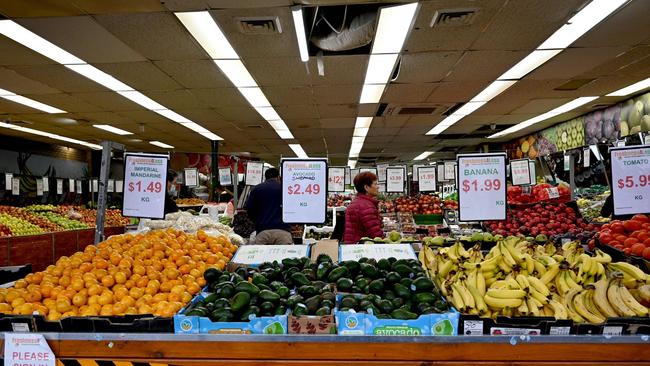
[343,172,383,243]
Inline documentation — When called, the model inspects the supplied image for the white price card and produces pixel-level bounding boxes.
[359,167,377,176]
[116,180,123,193]
[232,245,309,265]
[377,164,389,182]
[42,177,49,192]
[418,166,437,192]
[5,173,12,190]
[610,146,650,216]
[457,153,507,222]
[386,167,405,193]
[36,179,43,196]
[184,168,199,187]
[4,333,56,366]
[345,167,351,185]
[12,177,19,195]
[56,179,63,195]
[339,244,416,261]
[444,162,456,181]
[437,163,446,182]
[69,179,74,193]
[350,168,360,182]
[92,179,98,193]
[88,180,92,192]
[76,180,82,193]
[510,159,531,186]
[411,164,424,181]
[583,148,590,168]
[547,187,560,199]
[378,182,386,193]
[122,153,168,219]
[282,159,327,223]
[617,140,626,147]
[328,167,345,192]
[245,161,264,186]
[107,179,115,193]
[528,160,536,186]
[564,154,570,171]
[219,167,232,186]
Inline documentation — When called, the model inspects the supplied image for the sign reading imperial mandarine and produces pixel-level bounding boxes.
[457,153,507,222]
[281,159,327,224]
[122,153,168,219]
[610,146,650,216]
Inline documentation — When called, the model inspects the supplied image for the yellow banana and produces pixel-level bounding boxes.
[573,291,605,324]
[466,283,488,315]
[609,262,647,281]
[517,299,529,315]
[504,240,523,263]
[476,270,486,296]
[533,259,547,277]
[540,263,560,285]
[529,286,549,305]
[527,276,551,297]
[499,242,517,267]
[450,283,466,312]
[593,278,619,318]
[479,254,501,273]
[438,260,454,278]
[556,271,570,295]
[593,248,612,264]
[484,295,522,309]
[618,282,649,317]
[584,288,606,320]
[607,279,636,317]
[548,299,569,320]
[564,270,583,291]
[504,276,521,290]
[515,274,530,290]
[486,288,526,299]
[564,288,586,323]
[455,282,475,309]
[527,297,540,316]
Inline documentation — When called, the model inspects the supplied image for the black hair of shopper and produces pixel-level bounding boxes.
[167,169,178,182]
[265,168,280,180]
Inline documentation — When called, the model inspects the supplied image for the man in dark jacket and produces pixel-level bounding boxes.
[164,169,179,215]
[343,172,384,243]
[245,168,293,244]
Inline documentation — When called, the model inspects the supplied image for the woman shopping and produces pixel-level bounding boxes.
[343,172,384,244]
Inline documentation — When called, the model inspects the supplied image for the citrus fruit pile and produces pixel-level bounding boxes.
[0,229,237,319]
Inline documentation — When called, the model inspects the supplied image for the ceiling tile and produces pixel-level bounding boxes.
[319,118,354,129]
[275,104,319,119]
[308,55,368,86]
[383,83,437,103]
[426,81,490,103]
[398,51,462,83]
[316,104,357,118]
[71,91,141,111]
[0,67,60,94]
[0,0,83,18]
[21,93,101,113]
[94,62,182,91]
[574,0,650,48]
[313,85,360,105]
[144,89,207,110]
[7,65,106,93]
[70,0,164,14]
[191,88,248,108]
[265,86,314,105]
[528,46,628,80]
[0,38,54,66]
[444,50,528,82]
[245,57,310,87]
[154,60,231,88]
[510,98,571,115]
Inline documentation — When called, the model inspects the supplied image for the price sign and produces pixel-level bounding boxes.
[645,134,650,145]
[122,153,168,219]
[116,180,123,193]
[69,179,74,193]
[12,177,19,195]
[42,177,49,192]
[350,168,360,182]
[36,179,43,196]
[457,153,507,221]
[5,173,12,190]
[232,245,309,265]
[282,159,327,223]
[378,182,386,193]
[76,181,82,193]
[92,179,98,193]
[547,187,560,199]
[4,333,56,366]
[510,159,531,186]
[359,167,377,176]
[611,146,650,216]
[437,164,445,182]
[386,167,405,193]
[528,160,536,186]
[245,162,264,186]
[418,166,436,192]
[583,148,590,167]
[345,167,351,185]
[444,162,456,181]
[218,167,232,186]
[56,179,63,194]
[88,180,92,192]
[107,179,115,193]
[340,244,416,261]
[377,164,388,182]
[564,154,570,171]
[411,164,424,181]
[328,167,345,192]
[184,168,199,187]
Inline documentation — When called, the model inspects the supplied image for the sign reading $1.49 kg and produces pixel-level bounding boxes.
[610,146,650,216]
[457,153,507,222]
[282,159,327,224]
[122,153,169,219]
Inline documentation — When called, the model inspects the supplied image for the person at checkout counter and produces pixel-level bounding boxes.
[244,168,293,244]
[343,172,383,244]
[164,169,179,215]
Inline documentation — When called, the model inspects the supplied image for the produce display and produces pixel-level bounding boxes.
[327,194,352,208]
[0,206,63,233]
[394,195,443,215]
[25,204,57,212]
[0,229,237,319]
[175,198,206,205]
[577,194,610,223]
[304,228,332,241]
[422,238,650,322]
[0,213,44,236]
[594,215,650,259]
[507,183,570,204]
[232,211,256,239]
[53,206,130,227]
[35,211,89,230]
[359,230,417,244]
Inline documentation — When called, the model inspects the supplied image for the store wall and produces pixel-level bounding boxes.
[505,91,650,159]
[0,148,88,178]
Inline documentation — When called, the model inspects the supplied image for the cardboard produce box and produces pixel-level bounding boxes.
[288,313,336,334]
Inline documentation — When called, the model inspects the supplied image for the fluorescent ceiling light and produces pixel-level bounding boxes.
[470,80,517,102]
[180,122,210,134]
[275,130,294,139]
[360,84,387,104]
[200,132,223,141]
[413,151,434,161]
[0,88,15,96]
[255,107,281,121]
[355,117,373,129]
[65,64,133,92]
[93,124,133,135]
[0,20,84,65]
[363,53,399,84]
[498,50,562,80]
[1,94,65,113]
[425,115,465,135]
[214,60,257,87]
[238,87,271,107]
[351,136,365,145]
[150,141,174,149]
[349,152,359,158]
[371,3,419,54]
[117,91,166,110]
[353,127,369,137]
[175,12,238,59]
[489,96,598,138]
[291,7,309,62]
[348,160,357,169]
[607,77,650,96]
[153,109,191,123]
[538,0,628,50]
[0,123,101,149]
[289,144,308,158]
[268,120,289,130]
[454,101,486,115]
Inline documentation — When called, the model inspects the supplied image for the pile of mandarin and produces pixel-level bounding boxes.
[0,229,237,319]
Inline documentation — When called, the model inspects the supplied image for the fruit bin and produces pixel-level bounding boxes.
[413,214,443,225]
[33,313,173,333]
[457,314,572,335]
[595,240,650,274]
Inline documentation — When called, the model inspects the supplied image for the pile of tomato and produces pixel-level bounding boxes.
[596,214,650,259]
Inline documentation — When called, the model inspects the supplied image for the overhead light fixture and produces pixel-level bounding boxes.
[0,123,101,149]
[149,141,174,149]
[470,80,517,102]
[268,120,289,130]
[454,101,487,115]
[355,117,373,129]
[1,93,65,114]
[116,91,166,110]
[214,60,257,87]
[199,132,223,141]
[371,3,419,54]
[498,50,562,80]
[275,130,294,139]
[425,115,465,135]
[489,96,598,138]
[348,160,357,169]
[65,64,134,92]
[359,84,387,104]
[180,122,211,134]
[93,124,133,135]
[0,20,84,64]
[175,12,238,59]
[238,87,271,107]
[607,76,650,96]
[353,127,369,137]
[289,144,308,158]
[363,54,400,84]
[255,107,281,121]
[413,151,434,161]
[153,109,191,123]
[291,6,309,62]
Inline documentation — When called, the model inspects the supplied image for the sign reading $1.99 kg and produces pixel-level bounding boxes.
[122,153,168,219]
[282,159,327,224]
[457,153,507,221]
[610,146,650,216]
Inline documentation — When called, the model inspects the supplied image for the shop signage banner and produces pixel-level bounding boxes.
[245,162,264,186]
[418,166,436,192]
[56,179,63,195]
[69,179,74,193]
[122,153,168,219]
[386,167,405,193]
[42,177,49,192]
[377,164,389,182]
[4,333,55,366]
[610,146,650,216]
[457,153,507,221]
[437,164,445,182]
[281,159,327,223]
[107,179,115,193]
[219,167,232,186]
[327,167,345,192]
[444,162,456,181]
[4,173,11,190]
[11,178,19,195]
[528,160,536,186]
[36,179,43,196]
[76,181,82,194]
[340,244,416,261]
[233,245,309,265]
[184,168,199,187]
[116,180,123,193]
[510,159,531,186]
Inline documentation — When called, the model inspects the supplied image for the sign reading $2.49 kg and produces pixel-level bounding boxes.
[122,153,169,219]
[610,146,650,216]
[282,159,327,224]
[457,153,507,221]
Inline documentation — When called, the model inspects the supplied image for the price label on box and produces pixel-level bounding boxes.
[36,179,43,196]
[547,187,560,199]
[510,159,531,186]
[328,167,345,192]
[417,166,436,192]
[386,167,405,193]
[245,162,264,186]
[107,179,115,193]
[339,244,416,261]
[122,153,168,219]
[232,245,309,265]
[282,159,327,223]
[610,146,650,216]
[457,153,507,221]
[184,168,199,187]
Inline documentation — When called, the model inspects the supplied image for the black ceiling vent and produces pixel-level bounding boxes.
[589,103,614,110]
[246,124,264,129]
[237,17,282,35]
[430,9,479,27]
[435,134,466,139]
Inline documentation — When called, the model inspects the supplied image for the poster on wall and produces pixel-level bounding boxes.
[245,162,264,186]
[281,159,327,224]
[122,153,169,219]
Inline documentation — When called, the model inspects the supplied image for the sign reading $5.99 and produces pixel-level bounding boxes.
[610,146,650,216]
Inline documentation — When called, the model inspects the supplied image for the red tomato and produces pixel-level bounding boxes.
[615,235,628,243]
[609,240,621,248]
[599,233,613,245]
[610,222,625,234]
[601,223,611,231]
[636,232,649,243]
[624,237,639,248]
[644,238,650,247]
[631,243,646,256]
[643,223,650,230]
[632,214,650,224]
[643,247,650,260]
[624,247,632,255]
[623,220,643,233]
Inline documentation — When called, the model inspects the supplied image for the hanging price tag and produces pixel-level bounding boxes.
[377,164,388,182]
[92,179,98,193]
[564,154,570,171]
[122,153,169,219]
[282,159,327,223]
[528,160,536,186]
[610,146,650,216]
[437,164,445,182]
[218,167,232,186]
[116,180,123,193]
[56,179,63,194]
[5,173,12,190]
[510,159,531,186]
[457,153,507,221]
[645,135,650,145]
[184,168,199,187]
[327,167,345,192]
[386,167,405,193]
[88,180,92,192]
[12,178,19,195]
[617,140,626,147]
[69,179,75,193]
[76,180,82,193]
[583,148,590,167]
[417,166,436,192]
[42,177,49,192]
[444,162,456,181]
[411,164,424,182]
[245,162,264,186]
[350,168,360,182]
[107,179,115,193]
[547,187,560,199]
[345,167,351,185]
[36,179,43,196]
[359,167,377,176]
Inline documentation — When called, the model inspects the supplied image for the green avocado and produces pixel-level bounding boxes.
[235,281,260,296]
[230,292,251,312]
[336,277,353,291]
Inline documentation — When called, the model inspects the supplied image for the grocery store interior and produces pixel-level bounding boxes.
[0,0,650,364]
